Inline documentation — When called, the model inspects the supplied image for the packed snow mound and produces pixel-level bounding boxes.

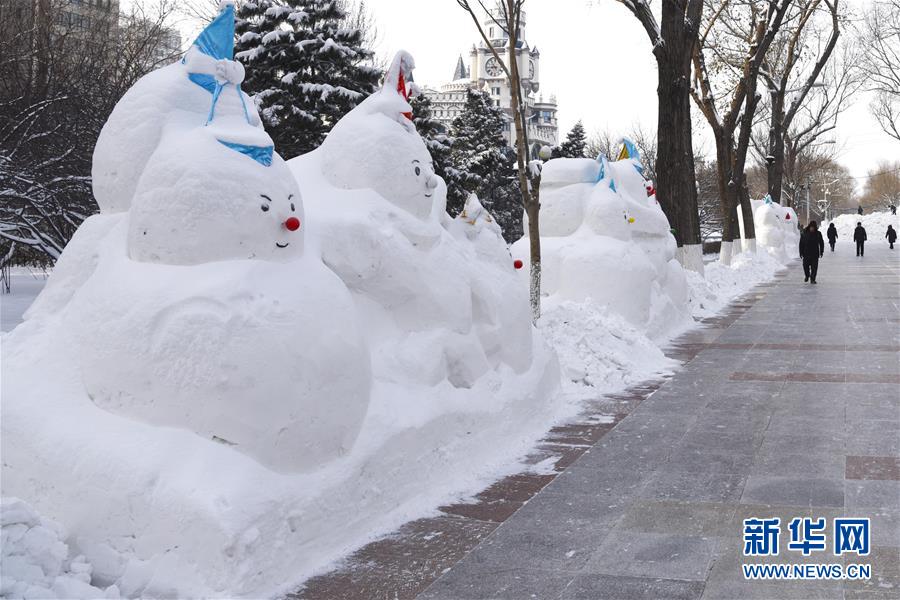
[827,210,899,242]
[2,44,565,598]
[0,498,119,599]
[750,198,800,263]
[289,51,540,385]
[512,155,690,340]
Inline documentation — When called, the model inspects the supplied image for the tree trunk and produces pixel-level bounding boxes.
[504,2,540,321]
[656,1,704,273]
[766,100,786,204]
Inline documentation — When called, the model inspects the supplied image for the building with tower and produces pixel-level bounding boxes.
[423,3,558,157]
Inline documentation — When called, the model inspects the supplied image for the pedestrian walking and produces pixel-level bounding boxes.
[891,204,897,215]
[799,221,825,284]
[887,225,897,250]
[826,223,838,252]
[854,222,867,256]
[858,205,864,215]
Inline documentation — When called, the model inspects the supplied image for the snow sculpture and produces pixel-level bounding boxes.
[16,3,371,473]
[289,50,538,388]
[750,195,800,263]
[319,52,443,221]
[511,152,691,338]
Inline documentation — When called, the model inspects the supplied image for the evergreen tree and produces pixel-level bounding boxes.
[409,93,466,211]
[552,120,588,158]
[450,90,522,241]
[235,0,381,159]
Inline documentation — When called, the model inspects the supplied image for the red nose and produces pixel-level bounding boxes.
[513,259,524,270]
[284,217,301,232]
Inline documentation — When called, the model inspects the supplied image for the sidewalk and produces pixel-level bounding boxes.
[296,241,899,600]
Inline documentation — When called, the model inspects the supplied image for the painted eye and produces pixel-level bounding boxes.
[415,166,421,176]
[290,202,295,211]
[260,203,269,212]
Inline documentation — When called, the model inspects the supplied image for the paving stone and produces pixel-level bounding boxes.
[583,529,723,581]
[641,470,747,503]
[561,574,705,600]
[846,456,900,481]
[750,452,845,479]
[419,566,573,600]
[844,480,900,508]
[740,476,845,507]
[616,500,737,536]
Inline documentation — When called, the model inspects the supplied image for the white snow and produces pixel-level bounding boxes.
[0,499,119,599]
[1,268,48,333]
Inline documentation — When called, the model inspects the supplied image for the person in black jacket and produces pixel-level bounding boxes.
[799,221,825,284]
[826,223,838,251]
[854,222,867,256]
[887,225,897,250]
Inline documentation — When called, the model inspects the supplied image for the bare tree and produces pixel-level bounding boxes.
[0,0,180,268]
[759,0,841,204]
[456,0,543,320]
[860,161,900,210]
[862,0,900,142]
[691,0,794,265]
[614,0,705,273]
[753,38,862,207]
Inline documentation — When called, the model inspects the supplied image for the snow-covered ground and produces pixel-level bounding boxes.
[1,269,49,333]
[827,211,899,243]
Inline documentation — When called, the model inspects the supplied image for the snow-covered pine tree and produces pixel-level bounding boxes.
[235,0,381,159]
[409,93,467,212]
[450,89,522,241]
[552,120,587,158]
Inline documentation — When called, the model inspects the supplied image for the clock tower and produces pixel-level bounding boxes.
[422,0,558,156]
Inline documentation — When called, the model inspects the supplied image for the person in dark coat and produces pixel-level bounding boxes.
[826,223,838,251]
[854,222,867,256]
[799,221,825,284]
[891,204,897,215]
[858,205,864,215]
[887,225,897,250]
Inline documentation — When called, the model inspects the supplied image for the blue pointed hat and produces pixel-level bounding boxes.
[193,2,235,60]
[184,2,274,167]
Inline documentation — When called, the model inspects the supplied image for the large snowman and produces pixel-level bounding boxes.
[15,2,371,474]
[512,144,691,338]
[289,51,536,388]
[750,195,800,263]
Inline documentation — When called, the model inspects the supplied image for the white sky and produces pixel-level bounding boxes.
[361,0,897,192]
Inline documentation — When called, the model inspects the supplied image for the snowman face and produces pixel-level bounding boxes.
[259,192,301,251]
[129,131,305,265]
[322,111,444,221]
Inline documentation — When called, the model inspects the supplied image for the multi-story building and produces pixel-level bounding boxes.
[423,2,558,157]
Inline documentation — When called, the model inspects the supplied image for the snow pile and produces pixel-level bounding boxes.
[751,198,800,263]
[1,499,119,600]
[511,154,691,341]
[827,210,899,241]
[1,42,565,599]
[686,250,784,319]
[538,299,678,389]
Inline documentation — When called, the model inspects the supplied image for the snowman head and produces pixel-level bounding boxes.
[319,51,444,221]
[128,124,304,265]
